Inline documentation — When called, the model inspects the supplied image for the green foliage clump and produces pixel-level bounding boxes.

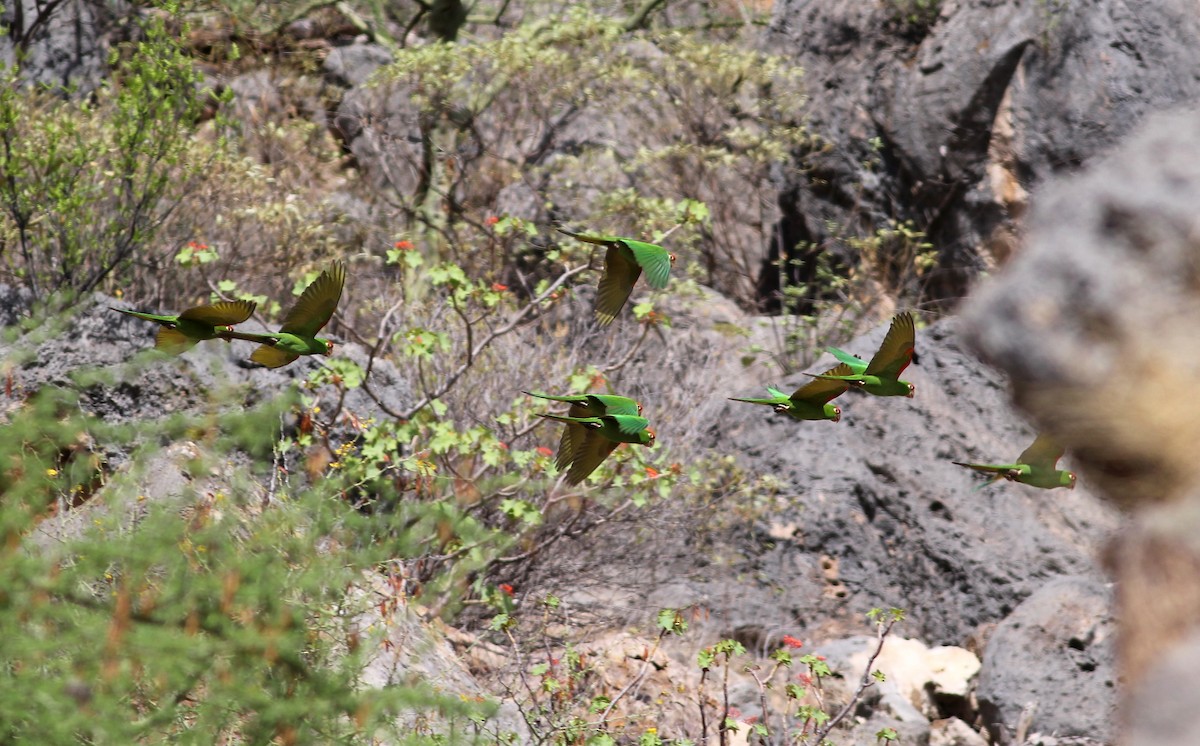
[0,18,216,299]
[0,379,494,742]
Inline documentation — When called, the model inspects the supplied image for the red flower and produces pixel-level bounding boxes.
[394,240,414,250]
[536,446,554,458]
[485,215,500,226]
[499,583,514,596]
[645,466,660,479]
[781,634,803,649]
[491,282,509,292]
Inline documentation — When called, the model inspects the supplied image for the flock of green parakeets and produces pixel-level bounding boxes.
[112,230,1076,490]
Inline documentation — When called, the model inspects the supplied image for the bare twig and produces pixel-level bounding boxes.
[597,626,669,725]
[812,616,898,742]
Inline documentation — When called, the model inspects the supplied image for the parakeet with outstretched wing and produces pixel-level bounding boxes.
[221,262,345,368]
[536,412,655,485]
[523,392,642,470]
[729,363,854,422]
[557,227,674,326]
[111,300,257,355]
[953,434,1077,490]
[810,312,916,398]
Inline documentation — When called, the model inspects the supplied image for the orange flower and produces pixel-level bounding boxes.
[499,583,514,596]
[491,282,509,292]
[485,215,500,226]
[781,634,803,649]
[394,240,414,250]
[536,446,554,458]
[645,466,660,479]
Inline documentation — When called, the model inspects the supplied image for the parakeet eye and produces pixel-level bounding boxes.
[832,406,841,422]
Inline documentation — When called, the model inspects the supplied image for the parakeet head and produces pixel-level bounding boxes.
[643,427,656,445]
[830,405,842,422]
[1064,471,1078,489]
[319,338,334,355]
[904,382,915,398]
[668,253,677,265]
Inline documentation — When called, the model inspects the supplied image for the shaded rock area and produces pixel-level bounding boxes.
[0,0,117,94]
[961,105,1200,745]
[975,576,1116,743]
[764,0,1200,301]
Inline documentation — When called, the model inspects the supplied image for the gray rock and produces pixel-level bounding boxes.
[931,717,987,746]
[335,81,426,195]
[975,576,1116,743]
[764,0,1200,301]
[324,43,394,87]
[0,0,114,95]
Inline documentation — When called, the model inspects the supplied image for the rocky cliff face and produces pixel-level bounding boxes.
[764,0,1200,302]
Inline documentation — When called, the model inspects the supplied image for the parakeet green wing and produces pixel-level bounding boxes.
[609,415,651,435]
[623,240,672,290]
[178,300,257,326]
[556,227,620,246]
[279,263,346,337]
[1016,434,1065,471]
[826,346,867,372]
[557,402,593,471]
[864,312,916,378]
[790,363,854,405]
[155,327,196,354]
[568,435,621,485]
[595,244,641,326]
[251,345,300,369]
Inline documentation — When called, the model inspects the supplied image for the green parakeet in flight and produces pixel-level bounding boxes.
[729,362,855,422]
[953,434,1077,490]
[537,412,655,485]
[557,227,675,326]
[221,262,345,368]
[110,300,257,354]
[523,391,642,471]
[810,312,916,398]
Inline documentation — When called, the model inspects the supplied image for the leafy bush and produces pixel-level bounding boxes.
[0,373,496,742]
[0,18,216,299]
